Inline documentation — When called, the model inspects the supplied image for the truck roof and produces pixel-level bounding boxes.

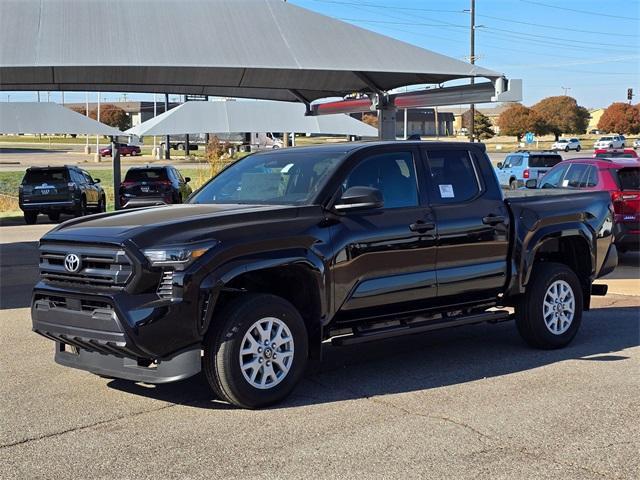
[251,141,487,155]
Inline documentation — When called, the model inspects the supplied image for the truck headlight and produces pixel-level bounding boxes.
[143,240,218,270]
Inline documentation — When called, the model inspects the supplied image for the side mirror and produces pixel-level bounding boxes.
[525,179,537,189]
[334,186,383,211]
[184,177,191,183]
[94,178,101,184]
[496,162,503,169]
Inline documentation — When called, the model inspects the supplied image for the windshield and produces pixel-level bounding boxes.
[189,150,346,205]
[23,168,69,184]
[556,139,568,143]
[599,137,613,141]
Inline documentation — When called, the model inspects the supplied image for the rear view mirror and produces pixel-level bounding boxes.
[94,178,101,183]
[496,162,503,169]
[525,179,537,189]
[334,186,383,211]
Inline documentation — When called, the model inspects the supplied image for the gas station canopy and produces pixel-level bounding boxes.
[0,0,504,102]
[125,101,377,137]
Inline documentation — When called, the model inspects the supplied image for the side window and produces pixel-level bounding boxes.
[174,168,185,182]
[71,170,84,185]
[584,166,598,188]
[343,151,418,209]
[82,172,94,184]
[562,164,588,188]
[539,165,568,188]
[510,155,523,167]
[424,149,480,203]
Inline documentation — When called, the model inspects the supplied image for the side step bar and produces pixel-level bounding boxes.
[331,311,511,346]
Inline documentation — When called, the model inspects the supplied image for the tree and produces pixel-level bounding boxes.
[495,104,545,140]
[597,102,640,134]
[89,104,130,130]
[531,96,590,140]
[462,109,494,140]
[69,105,87,116]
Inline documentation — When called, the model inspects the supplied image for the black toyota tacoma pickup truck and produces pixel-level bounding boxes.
[32,142,618,408]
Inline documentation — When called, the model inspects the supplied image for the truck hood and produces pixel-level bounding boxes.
[43,203,299,247]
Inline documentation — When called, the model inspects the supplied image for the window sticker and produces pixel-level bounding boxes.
[562,179,569,187]
[439,184,455,198]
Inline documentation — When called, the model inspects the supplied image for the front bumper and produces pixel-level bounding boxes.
[31,279,212,383]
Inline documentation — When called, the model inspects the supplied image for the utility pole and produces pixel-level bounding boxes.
[561,86,571,96]
[469,0,475,143]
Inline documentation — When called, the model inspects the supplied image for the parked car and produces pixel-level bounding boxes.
[119,166,192,208]
[19,165,106,224]
[495,150,563,189]
[32,141,617,408]
[594,135,625,149]
[552,138,581,152]
[593,148,638,159]
[528,157,639,253]
[99,143,142,157]
[589,129,601,135]
[633,139,640,150]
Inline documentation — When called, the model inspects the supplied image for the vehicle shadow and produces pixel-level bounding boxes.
[0,240,40,309]
[106,305,639,409]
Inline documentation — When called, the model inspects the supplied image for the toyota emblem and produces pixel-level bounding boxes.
[64,253,81,273]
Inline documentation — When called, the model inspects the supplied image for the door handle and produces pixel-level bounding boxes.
[482,215,506,225]
[409,221,435,233]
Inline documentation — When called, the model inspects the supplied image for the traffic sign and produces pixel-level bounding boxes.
[525,132,534,144]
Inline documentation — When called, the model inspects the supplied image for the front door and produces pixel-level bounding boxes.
[421,147,510,303]
[330,147,437,317]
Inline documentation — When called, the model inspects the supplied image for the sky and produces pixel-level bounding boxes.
[3,0,639,109]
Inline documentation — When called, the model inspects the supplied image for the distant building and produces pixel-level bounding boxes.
[352,108,455,137]
[65,101,180,127]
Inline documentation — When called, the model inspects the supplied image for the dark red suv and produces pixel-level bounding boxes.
[535,157,640,252]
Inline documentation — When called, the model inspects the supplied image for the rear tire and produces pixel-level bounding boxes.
[516,262,583,349]
[75,197,87,217]
[47,212,61,223]
[24,211,38,225]
[203,293,308,409]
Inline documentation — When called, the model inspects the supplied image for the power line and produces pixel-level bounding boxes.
[474,12,638,38]
[520,0,640,21]
[309,0,461,14]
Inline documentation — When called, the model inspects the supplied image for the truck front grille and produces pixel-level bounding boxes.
[39,242,133,289]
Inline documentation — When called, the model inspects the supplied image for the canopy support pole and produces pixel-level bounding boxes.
[289,89,311,115]
[375,94,396,141]
[111,136,121,210]
[164,94,171,160]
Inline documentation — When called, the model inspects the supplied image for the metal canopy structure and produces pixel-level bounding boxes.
[126,101,377,137]
[0,102,121,135]
[0,0,504,103]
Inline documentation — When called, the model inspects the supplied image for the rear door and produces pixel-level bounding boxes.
[421,147,510,302]
[22,168,71,204]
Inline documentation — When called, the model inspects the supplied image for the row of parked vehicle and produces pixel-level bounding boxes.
[550,134,640,152]
[495,148,639,253]
[18,165,193,224]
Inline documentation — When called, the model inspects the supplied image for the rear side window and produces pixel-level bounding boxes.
[23,169,69,184]
[424,149,480,203]
[125,169,169,182]
[529,155,562,168]
[614,168,640,190]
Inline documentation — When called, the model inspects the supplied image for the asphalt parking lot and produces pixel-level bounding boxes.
[1,221,638,479]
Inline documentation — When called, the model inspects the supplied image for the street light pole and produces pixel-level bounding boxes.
[469,0,475,143]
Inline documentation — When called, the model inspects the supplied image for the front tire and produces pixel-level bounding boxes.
[509,179,518,190]
[564,146,569,152]
[96,195,106,213]
[516,262,583,349]
[576,146,581,152]
[203,293,308,409]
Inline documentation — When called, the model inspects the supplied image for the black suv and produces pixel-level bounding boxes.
[120,166,192,209]
[19,166,106,224]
